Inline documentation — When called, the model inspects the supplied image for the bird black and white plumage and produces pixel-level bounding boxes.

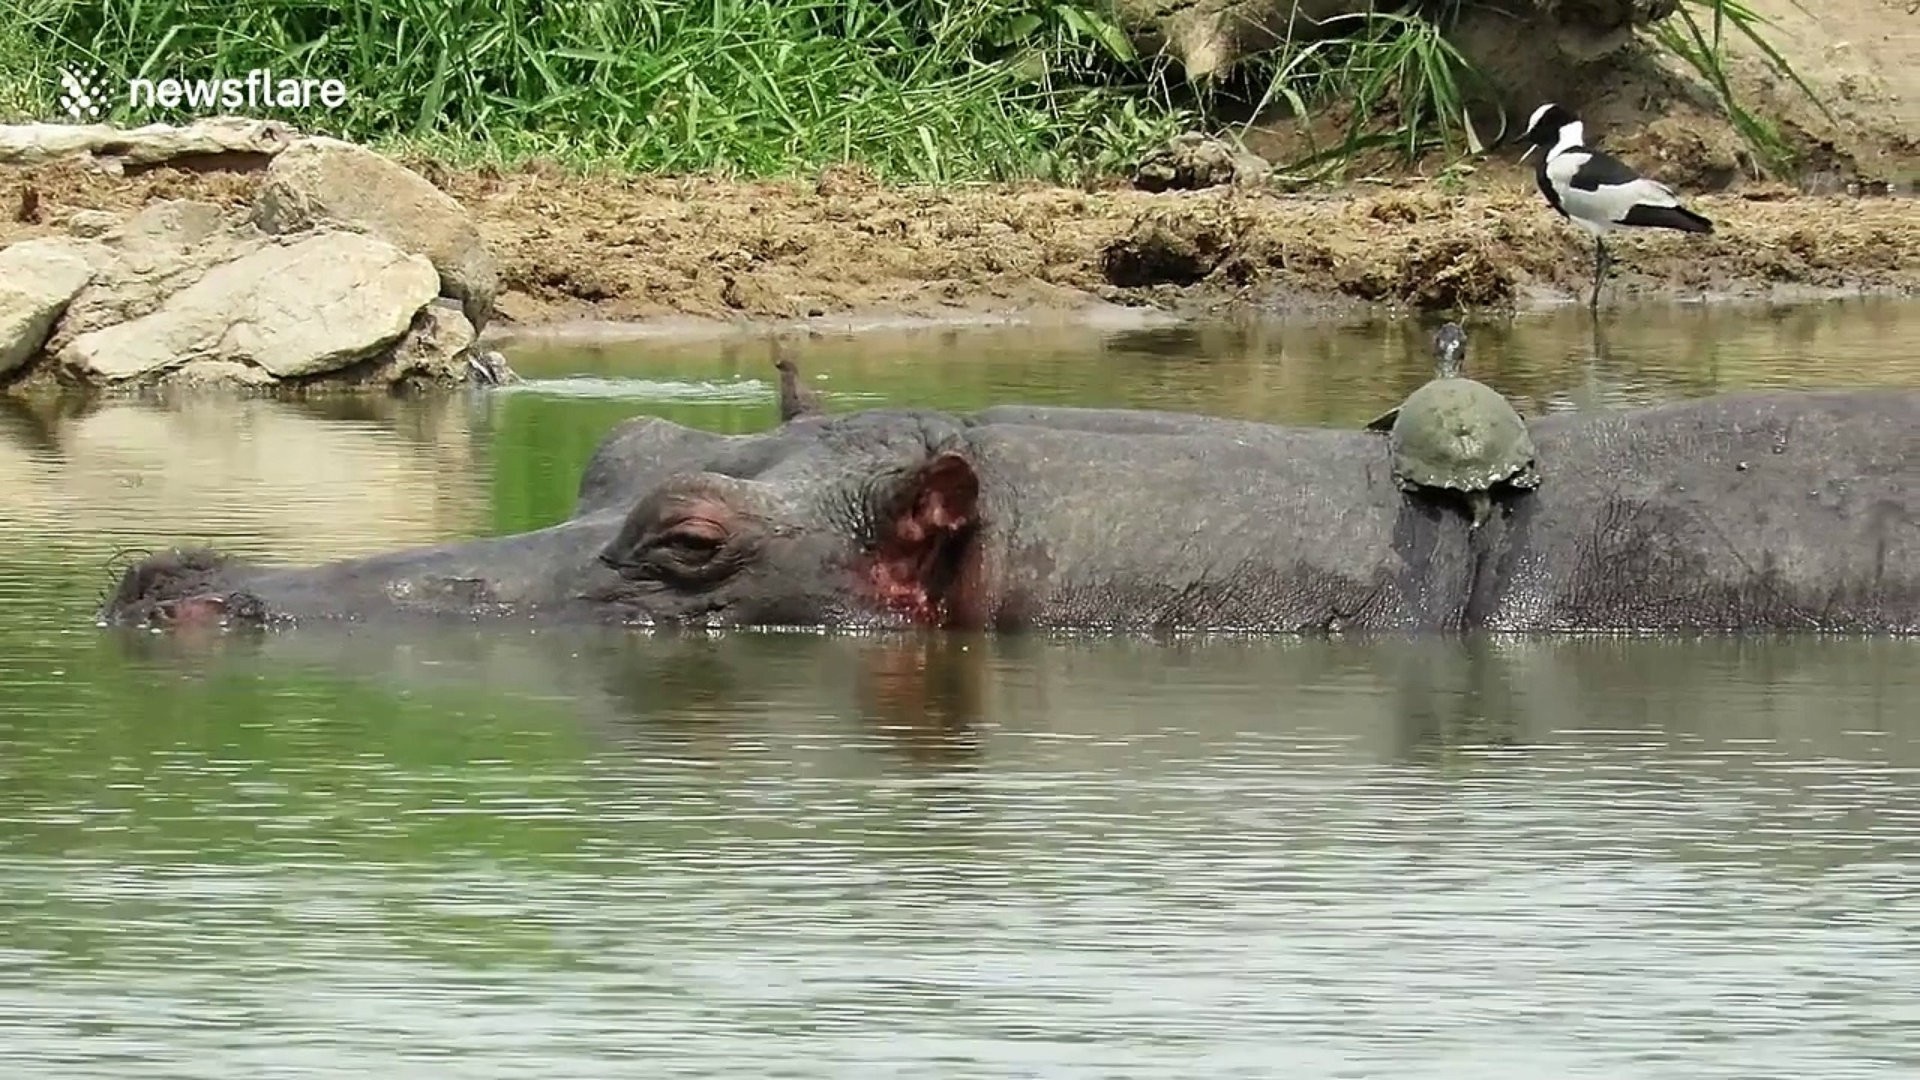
[1515,102,1713,310]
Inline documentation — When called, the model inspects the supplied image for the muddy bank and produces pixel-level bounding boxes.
[5,153,1917,354]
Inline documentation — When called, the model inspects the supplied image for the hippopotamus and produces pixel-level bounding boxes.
[98,387,1920,635]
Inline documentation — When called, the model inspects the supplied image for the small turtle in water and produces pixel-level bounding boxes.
[465,349,521,386]
[773,341,823,421]
[1366,322,1540,528]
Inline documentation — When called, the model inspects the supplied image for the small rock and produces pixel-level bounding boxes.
[253,136,498,332]
[1132,132,1268,193]
[364,304,477,389]
[108,198,235,249]
[0,238,97,376]
[57,231,440,384]
[64,210,122,238]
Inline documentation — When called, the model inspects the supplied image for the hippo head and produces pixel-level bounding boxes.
[592,415,986,629]
[96,410,998,634]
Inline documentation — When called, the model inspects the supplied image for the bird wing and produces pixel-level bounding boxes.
[1550,148,1684,226]
[1558,147,1644,191]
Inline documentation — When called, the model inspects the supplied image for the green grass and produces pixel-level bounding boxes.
[0,0,1826,183]
[0,0,1190,182]
[1217,0,1828,179]
[1226,3,1494,176]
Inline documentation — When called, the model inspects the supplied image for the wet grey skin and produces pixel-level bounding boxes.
[1367,323,1541,529]
[95,389,1920,637]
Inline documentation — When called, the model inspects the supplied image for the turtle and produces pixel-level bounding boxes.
[1365,322,1540,528]
[465,348,521,386]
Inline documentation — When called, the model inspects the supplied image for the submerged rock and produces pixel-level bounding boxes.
[253,137,498,333]
[0,238,95,376]
[56,231,441,383]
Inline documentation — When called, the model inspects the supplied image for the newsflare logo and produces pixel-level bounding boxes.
[54,66,351,121]
[59,67,109,120]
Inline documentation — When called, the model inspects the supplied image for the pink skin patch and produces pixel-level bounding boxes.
[155,594,232,628]
[861,453,980,627]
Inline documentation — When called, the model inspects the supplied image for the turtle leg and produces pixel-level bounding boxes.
[1467,490,1493,529]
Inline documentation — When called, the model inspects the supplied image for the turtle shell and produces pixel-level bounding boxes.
[1389,376,1537,491]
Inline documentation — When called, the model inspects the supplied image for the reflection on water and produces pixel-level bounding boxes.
[0,392,501,565]
[497,296,1920,427]
[4,299,1920,1078]
[4,632,1920,1078]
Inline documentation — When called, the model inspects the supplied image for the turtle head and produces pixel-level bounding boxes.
[1432,322,1467,378]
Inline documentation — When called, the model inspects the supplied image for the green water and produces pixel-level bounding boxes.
[4,300,1920,1078]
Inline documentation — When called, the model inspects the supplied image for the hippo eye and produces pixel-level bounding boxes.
[657,519,726,559]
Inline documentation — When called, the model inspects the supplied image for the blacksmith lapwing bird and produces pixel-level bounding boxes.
[1515,102,1714,310]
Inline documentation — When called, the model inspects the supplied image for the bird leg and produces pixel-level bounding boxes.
[1588,236,1611,312]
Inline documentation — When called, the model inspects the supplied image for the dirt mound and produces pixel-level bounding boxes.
[4,154,1918,335]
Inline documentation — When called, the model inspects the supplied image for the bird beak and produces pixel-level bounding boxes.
[1518,143,1537,163]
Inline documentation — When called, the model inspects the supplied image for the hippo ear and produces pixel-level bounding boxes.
[890,450,979,544]
[865,450,981,624]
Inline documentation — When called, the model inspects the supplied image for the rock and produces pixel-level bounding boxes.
[44,200,269,354]
[0,238,96,376]
[1109,0,1683,82]
[56,231,440,384]
[346,303,477,390]
[64,210,123,238]
[1110,0,1354,81]
[0,117,297,172]
[1133,132,1269,192]
[253,137,498,332]
[154,305,476,394]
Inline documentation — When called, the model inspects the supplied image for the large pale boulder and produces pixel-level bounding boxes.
[154,304,473,390]
[57,231,441,384]
[252,137,498,332]
[44,199,267,353]
[0,239,96,376]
